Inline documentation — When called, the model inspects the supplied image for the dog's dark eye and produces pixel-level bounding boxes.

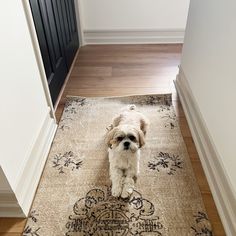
[117,136,124,141]
[128,135,136,141]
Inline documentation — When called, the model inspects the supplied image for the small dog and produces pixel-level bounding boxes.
[105,105,148,198]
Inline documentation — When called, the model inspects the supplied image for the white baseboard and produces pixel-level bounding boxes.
[1,109,57,217]
[175,67,236,236]
[83,29,185,45]
[0,167,25,217]
[0,189,25,217]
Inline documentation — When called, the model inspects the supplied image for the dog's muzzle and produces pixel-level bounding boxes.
[123,141,130,150]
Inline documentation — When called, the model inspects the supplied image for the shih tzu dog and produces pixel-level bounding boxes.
[105,105,148,198]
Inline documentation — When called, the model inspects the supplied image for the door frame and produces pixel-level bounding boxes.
[75,0,85,46]
[22,0,83,121]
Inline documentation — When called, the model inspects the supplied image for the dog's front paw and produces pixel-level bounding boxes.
[106,124,113,131]
[121,186,133,199]
[112,186,122,197]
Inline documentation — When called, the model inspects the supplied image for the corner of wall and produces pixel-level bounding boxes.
[15,110,57,216]
[0,167,25,217]
[0,110,57,217]
[175,66,236,236]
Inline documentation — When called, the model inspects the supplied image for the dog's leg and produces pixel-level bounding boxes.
[110,168,124,197]
[121,167,137,198]
[121,176,135,199]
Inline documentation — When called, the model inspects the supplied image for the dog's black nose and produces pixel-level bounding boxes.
[124,141,130,149]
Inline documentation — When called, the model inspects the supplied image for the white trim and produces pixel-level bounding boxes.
[22,0,56,120]
[175,67,236,236]
[54,48,80,111]
[0,170,25,217]
[75,0,85,46]
[83,29,185,45]
[0,110,56,217]
[13,110,57,217]
[0,197,25,217]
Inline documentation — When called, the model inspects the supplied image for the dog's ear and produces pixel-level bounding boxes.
[138,129,145,148]
[112,114,122,127]
[140,116,149,136]
[105,127,118,148]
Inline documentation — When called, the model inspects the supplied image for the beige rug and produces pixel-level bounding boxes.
[23,94,212,236]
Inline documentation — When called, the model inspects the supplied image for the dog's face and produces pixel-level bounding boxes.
[106,125,145,153]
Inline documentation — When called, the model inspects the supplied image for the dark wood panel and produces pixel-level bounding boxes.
[29,0,53,79]
[29,0,79,105]
[59,0,79,68]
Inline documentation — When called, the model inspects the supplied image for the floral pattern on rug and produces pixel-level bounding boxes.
[59,98,86,130]
[157,105,177,129]
[131,95,172,107]
[148,152,183,175]
[58,117,73,131]
[23,210,41,236]
[191,212,213,236]
[64,98,86,114]
[52,151,83,174]
[65,186,163,235]
[142,95,168,106]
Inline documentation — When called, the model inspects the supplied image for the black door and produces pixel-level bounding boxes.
[30,0,79,105]
[57,0,79,67]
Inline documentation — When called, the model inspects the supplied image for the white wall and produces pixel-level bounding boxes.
[79,0,190,44]
[80,0,189,30]
[0,1,56,216]
[178,1,236,233]
[0,0,48,190]
[180,0,236,192]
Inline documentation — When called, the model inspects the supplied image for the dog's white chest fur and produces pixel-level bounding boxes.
[108,148,140,172]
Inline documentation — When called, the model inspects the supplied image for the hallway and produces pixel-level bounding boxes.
[56,44,225,235]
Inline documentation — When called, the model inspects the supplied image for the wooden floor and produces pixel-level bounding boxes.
[0,44,225,235]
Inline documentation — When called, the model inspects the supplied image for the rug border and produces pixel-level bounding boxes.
[65,93,172,100]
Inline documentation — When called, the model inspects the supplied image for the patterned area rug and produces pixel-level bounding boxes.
[23,94,212,236]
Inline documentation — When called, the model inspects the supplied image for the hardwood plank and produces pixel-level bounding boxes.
[0,218,26,233]
[76,55,181,67]
[172,100,185,117]
[63,87,172,97]
[112,66,179,77]
[191,159,211,192]
[201,192,226,236]
[71,66,112,77]
[67,76,172,88]
[0,233,22,236]
[178,117,192,137]
[183,137,199,157]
